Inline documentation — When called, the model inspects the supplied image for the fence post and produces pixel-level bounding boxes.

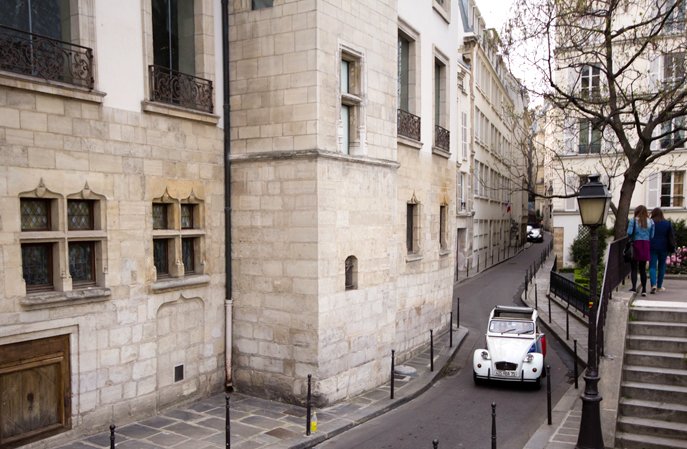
[477,254,480,273]
[433,439,439,449]
[534,281,538,310]
[491,402,497,449]
[566,309,570,340]
[467,259,470,278]
[110,424,115,449]
[548,294,552,324]
[430,329,434,372]
[546,365,552,425]
[390,349,395,399]
[525,273,528,298]
[456,297,460,328]
[306,374,312,436]
[225,395,231,448]
[574,340,579,389]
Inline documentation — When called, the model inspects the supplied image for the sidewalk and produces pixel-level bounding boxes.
[522,255,687,449]
[48,328,467,449]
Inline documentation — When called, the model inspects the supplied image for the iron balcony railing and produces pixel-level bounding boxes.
[149,64,213,113]
[397,109,421,141]
[435,125,450,151]
[0,25,94,89]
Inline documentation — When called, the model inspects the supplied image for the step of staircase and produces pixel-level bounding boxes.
[620,397,687,423]
[621,381,687,403]
[624,349,687,370]
[630,307,687,323]
[616,431,687,449]
[626,334,687,352]
[623,365,687,385]
[628,320,687,338]
[617,415,687,439]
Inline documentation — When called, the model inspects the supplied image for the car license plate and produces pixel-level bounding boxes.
[494,369,518,377]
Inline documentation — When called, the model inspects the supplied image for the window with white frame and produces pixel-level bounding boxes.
[581,65,601,99]
[660,116,686,149]
[661,171,684,207]
[340,49,363,154]
[578,119,601,153]
[461,112,468,160]
[397,26,420,142]
[19,183,108,295]
[664,52,685,88]
[433,55,449,151]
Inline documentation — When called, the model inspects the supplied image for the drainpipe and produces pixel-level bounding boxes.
[221,0,233,389]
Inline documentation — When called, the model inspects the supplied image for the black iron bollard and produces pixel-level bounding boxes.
[467,259,470,278]
[565,310,570,340]
[225,395,231,449]
[306,374,312,436]
[390,349,395,399]
[449,312,453,348]
[110,424,115,449]
[525,273,528,297]
[534,281,538,309]
[456,297,460,328]
[573,340,579,389]
[433,439,439,449]
[491,402,497,449]
[430,329,434,372]
[477,254,480,273]
[546,365,552,425]
[548,294,552,324]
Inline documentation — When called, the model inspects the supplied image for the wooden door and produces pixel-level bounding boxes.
[0,335,71,448]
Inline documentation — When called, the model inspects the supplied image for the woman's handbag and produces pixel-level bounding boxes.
[623,219,637,263]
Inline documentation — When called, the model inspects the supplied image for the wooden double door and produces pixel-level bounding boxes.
[0,335,71,448]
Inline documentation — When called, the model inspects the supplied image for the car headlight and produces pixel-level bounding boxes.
[481,350,490,360]
[523,353,534,363]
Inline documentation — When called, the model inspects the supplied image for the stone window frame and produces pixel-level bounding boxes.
[406,193,422,261]
[151,189,207,290]
[141,0,218,120]
[339,44,365,156]
[439,202,449,253]
[432,0,451,24]
[19,180,110,307]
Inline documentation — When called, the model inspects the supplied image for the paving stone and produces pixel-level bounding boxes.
[163,409,206,422]
[197,417,226,430]
[54,442,101,449]
[115,440,165,449]
[146,430,190,446]
[165,422,217,439]
[139,416,177,429]
[116,423,160,439]
[84,431,120,447]
[265,427,301,439]
[229,422,264,438]
[240,415,284,429]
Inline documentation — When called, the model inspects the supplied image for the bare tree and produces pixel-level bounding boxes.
[503,0,687,238]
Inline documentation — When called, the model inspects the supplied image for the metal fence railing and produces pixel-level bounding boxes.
[596,236,630,357]
[549,268,591,317]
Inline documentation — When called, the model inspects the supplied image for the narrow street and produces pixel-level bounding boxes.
[318,234,575,449]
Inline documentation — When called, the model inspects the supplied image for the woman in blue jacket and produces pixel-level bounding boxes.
[649,207,673,294]
[627,205,654,296]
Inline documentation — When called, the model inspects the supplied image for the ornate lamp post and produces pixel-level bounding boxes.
[575,175,611,449]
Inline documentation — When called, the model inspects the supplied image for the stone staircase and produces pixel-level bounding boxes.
[615,306,687,449]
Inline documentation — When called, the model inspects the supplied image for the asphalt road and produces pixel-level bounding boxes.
[317,234,575,449]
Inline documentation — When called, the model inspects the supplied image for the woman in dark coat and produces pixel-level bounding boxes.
[649,207,673,293]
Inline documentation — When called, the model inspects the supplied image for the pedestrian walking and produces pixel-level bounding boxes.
[628,205,654,296]
[649,207,674,294]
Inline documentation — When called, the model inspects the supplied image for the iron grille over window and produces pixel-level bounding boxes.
[435,125,450,151]
[0,25,94,89]
[149,64,213,113]
[398,109,421,141]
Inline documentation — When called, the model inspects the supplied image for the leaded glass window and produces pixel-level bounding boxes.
[182,237,194,273]
[69,241,95,284]
[22,243,52,290]
[68,200,94,230]
[153,203,168,229]
[154,238,170,276]
[181,204,194,229]
[21,198,51,231]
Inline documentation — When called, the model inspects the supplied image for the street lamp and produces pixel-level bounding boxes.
[575,175,611,449]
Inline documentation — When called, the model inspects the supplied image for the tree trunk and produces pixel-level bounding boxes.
[614,173,638,239]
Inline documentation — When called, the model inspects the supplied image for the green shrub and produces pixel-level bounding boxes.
[570,225,609,268]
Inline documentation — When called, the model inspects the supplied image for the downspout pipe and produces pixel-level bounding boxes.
[221,0,233,389]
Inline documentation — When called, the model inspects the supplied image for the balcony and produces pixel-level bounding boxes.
[397,109,421,141]
[434,125,450,151]
[149,65,213,113]
[0,25,93,89]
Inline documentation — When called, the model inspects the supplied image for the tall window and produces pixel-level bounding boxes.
[152,0,195,75]
[434,59,446,128]
[660,117,685,149]
[578,119,601,153]
[398,33,410,112]
[406,202,419,254]
[664,52,685,88]
[439,205,448,250]
[581,65,600,98]
[152,199,204,281]
[0,0,71,41]
[461,112,468,160]
[661,171,684,207]
[67,199,96,286]
[340,50,362,154]
[345,256,357,290]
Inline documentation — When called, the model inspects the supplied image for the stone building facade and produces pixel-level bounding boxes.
[0,1,227,447]
[228,0,460,405]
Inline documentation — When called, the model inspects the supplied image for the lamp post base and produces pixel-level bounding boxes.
[575,372,604,449]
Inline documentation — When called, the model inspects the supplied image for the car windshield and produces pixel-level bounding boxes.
[489,319,534,334]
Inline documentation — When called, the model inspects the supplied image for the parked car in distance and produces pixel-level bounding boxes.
[473,306,546,388]
[527,226,543,243]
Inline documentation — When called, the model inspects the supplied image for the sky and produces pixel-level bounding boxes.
[475,0,517,32]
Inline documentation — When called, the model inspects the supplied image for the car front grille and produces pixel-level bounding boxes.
[495,361,518,371]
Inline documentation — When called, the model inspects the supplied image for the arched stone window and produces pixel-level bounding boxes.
[345,256,358,290]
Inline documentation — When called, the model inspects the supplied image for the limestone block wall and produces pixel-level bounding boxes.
[0,86,226,434]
